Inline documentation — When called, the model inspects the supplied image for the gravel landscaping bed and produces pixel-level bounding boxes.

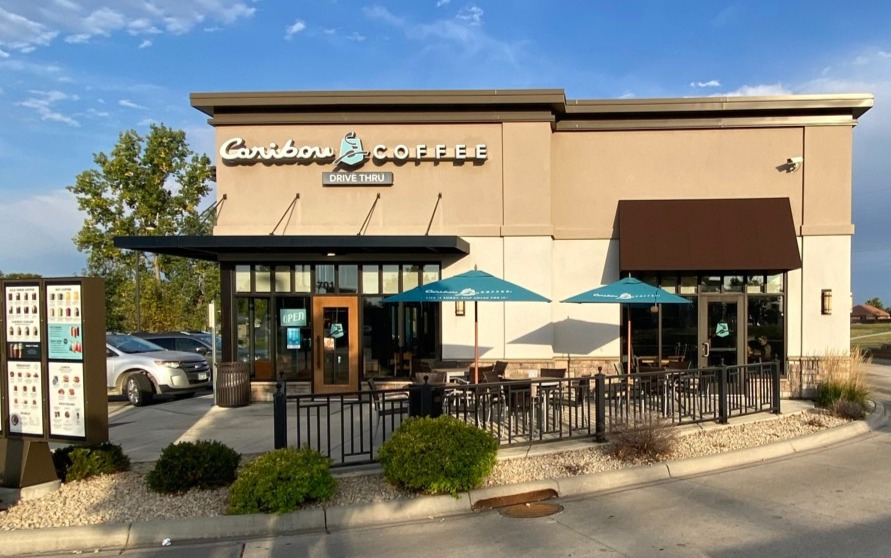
[0,410,850,531]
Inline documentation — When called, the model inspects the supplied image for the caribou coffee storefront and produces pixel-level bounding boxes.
[118,89,872,398]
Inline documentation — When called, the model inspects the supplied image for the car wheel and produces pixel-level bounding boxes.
[126,375,154,407]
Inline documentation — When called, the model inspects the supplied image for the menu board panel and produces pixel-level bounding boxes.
[48,362,86,437]
[5,285,40,343]
[7,361,44,435]
[46,285,83,361]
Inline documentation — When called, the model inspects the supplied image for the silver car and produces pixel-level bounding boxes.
[106,333,211,406]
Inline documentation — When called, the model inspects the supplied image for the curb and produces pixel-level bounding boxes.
[2,404,886,557]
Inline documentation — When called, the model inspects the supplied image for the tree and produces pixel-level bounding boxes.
[68,124,219,332]
[0,272,42,279]
[865,297,885,310]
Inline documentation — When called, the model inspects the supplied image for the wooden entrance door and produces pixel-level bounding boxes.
[312,296,359,394]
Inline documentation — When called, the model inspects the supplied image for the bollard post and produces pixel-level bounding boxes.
[421,374,432,417]
[273,378,287,449]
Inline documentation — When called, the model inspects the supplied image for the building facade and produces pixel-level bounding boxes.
[119,89,872,398]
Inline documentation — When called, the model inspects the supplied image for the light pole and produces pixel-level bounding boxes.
[134,250,142,332]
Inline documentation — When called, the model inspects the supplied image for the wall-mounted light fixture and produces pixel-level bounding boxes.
[821,289,833,315]
[787,156,804,173]
[455,300,466,316]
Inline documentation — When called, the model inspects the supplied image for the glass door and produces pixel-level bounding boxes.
[698,296,744,367]
[312,296,359,393]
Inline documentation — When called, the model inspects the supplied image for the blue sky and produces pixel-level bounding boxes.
[1,1,889,305]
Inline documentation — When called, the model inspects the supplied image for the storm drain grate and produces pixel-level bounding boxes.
[499,502,564,518]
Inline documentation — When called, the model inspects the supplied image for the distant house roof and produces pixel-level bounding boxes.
[851,304,891,319]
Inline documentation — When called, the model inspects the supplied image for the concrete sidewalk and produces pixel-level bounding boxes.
[1,393,884,557]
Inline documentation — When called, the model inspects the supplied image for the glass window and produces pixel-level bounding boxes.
[382,265,399,294]
[295,265,311,293]
[339,265,358,294]
[255,265,271,293]
[316,264,335,294]
[235,265,251,292]
[747,295,784,368]
[766,274,784,293]
[746,274,765,294]
[402,265,421,291]
[362,265,380,294]
[679,275,698,294]
[422,264,440,285]
[700,275,722,293]
[274,266,291,292]
[723,275,745,293]
[659,274,678,293]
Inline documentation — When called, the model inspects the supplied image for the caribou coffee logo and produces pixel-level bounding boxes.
[333,132,369,168]
[220,132,488,168]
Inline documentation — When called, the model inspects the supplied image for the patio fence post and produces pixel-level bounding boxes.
[274,378,287,449]
[718,364,728,424]
[771,360,782,414]
[421,375,432,417]
[594,371,606,442]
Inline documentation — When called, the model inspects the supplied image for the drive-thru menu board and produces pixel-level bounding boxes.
[0,278,106,444]
[47,284,83,360]
[48,362,85,437]
[7,361,44,435]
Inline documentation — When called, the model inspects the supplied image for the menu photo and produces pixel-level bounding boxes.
[48,362,86,438]
[5,285,40,343]
[7,360,44,436]
[46,284,82,323]
[48,324,84,361]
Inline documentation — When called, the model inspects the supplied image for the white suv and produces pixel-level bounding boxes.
[106,333,212,406]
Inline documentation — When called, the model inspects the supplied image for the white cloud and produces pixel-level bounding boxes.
[285,20,306,40]
[456,6,484,26]
[0,1,255,52]
[721,83,792,96]
[348,32,366,42]
[17,90,79,126]
[363,5,521,67]
[690,80,720,88]
[119,99,148,110]
[436,0,451,7]
[138,39,152,49]
[0,47,8,58]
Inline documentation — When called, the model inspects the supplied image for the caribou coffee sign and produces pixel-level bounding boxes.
[220,132,487,186]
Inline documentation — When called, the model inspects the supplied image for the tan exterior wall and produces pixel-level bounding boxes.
[213,124,505,237]
[204,96,862,371]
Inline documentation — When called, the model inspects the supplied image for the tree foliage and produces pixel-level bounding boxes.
[67,124,219,332]
[865,297,884,310]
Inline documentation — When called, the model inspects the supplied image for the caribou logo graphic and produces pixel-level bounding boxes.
[333,132,369,168]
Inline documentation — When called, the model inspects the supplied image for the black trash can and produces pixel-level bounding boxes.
[216,362,251,407]
[408,382,444,418]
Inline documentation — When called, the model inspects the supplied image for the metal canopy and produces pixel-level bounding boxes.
[113,235,470,261]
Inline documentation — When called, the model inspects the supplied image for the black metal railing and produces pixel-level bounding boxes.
[273,362,781,467]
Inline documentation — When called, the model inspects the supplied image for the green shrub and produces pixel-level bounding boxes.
[608,416,678,463]
[815,379,869,413]
[814,348,870,418]
[147,440,240,494]
[227,447,336,515]
[52,442,131,482]
[378,415,498,497]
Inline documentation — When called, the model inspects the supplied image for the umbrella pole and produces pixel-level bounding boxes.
[474,301,480,384]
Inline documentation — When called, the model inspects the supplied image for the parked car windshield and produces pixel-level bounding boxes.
[107,334,166,354]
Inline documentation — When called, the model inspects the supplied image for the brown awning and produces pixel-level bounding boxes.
[618,198,801,271]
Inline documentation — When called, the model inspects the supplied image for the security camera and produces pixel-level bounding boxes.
[787,156,803,165]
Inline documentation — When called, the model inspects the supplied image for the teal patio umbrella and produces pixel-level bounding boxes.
[562,277,692,370]
[384,269,550,382]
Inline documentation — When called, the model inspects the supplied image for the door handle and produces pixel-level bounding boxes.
[316,336,321,368]
[702,342,710,357]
